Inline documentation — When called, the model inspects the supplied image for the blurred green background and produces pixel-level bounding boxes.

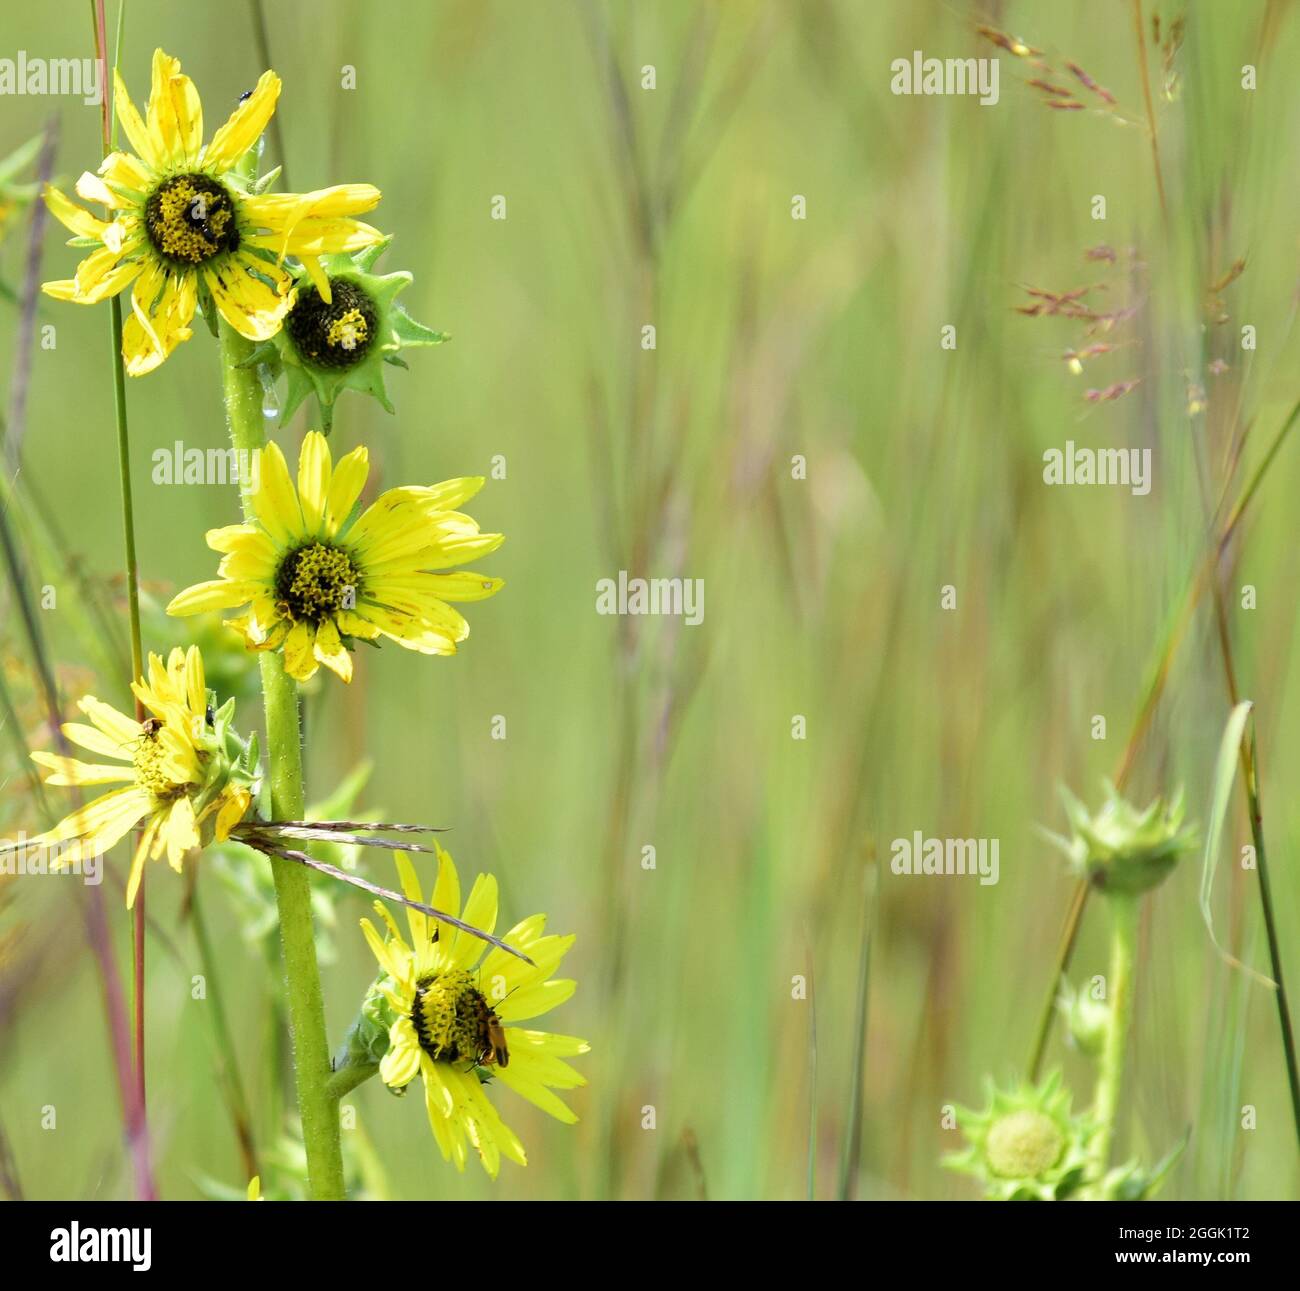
[1,0,1299,1200]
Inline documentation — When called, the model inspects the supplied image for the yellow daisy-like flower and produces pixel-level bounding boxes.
[166,431,504,683]
[27,647,254,907]
[41,49,384,375]
[361,847,588,1178]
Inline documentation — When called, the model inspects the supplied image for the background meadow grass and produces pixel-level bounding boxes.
[1,0,1298,1199]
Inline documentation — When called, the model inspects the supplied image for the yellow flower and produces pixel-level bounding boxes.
[166,431,504,683]
[27,647,255,906]
[41,49,384,375]
[246,1176,263,1201]
[361,847,588,1178]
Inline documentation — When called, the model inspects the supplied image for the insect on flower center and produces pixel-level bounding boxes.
[284,279,378,369]
[275,542,361,624]
[410,971,507,1067]
[132,722,185,800]
[984,1109,1065,1179]
[144,174,240,265]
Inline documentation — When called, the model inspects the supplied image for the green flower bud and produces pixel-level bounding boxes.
[1043,780,1198,896]
[945,1071,1093,1200]
[1057,978,1110,1057]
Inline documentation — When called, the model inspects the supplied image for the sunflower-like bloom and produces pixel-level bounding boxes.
[166,431,504,683]
[25,647,259,906]
[41,49,384,375]
[360,847,588,1177]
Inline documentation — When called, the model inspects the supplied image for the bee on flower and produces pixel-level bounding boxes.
[359,847,588,1177]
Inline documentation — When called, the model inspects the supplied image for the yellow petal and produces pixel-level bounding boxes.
[324,445,369,537]
[125,813,164,909]
[61,720,133,761]
[249,439,302,544]
[165,795,198,871]
[97,150,152,197]
[31,752,135,787]
[393,853,427,950]
[112,70,160,168]
[122,265,198,376]
[202,255,295,342]
[215,786,251,842]
[79,695,142,746]
[204,69,281,171]
[450,873,498,970]
[146,50,202,167]
[167,578,258,616]
[312,618,352,683]
[429,846,461,953]
[39,786,149,851]
[42,185,111,240]
[282,621,317,681]
[296,431,331,534]
[494,1063,580,1124]
[497,978,577,1022]
[379,1019,422,1089]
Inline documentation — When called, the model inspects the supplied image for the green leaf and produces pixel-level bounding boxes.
[1200,701,1252,953]
[1199,701,1275,987]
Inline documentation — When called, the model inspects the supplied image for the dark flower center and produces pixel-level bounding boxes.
[284,278,378,369]
[411,970,507,1067]
[274,542,361,624]
[144,173,240,265]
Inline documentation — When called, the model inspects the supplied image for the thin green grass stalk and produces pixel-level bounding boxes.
[0,1117,22,1200]
[805,949,817,1201]
[1239,728,1300,1149]
[1085,893,1139,1198]
[92,0,151,1154]
[189,883,260,1180]
[247,0,291,190]
[218,317,345,1200]
[837,857,875,1200]
[1131,0,1170,229]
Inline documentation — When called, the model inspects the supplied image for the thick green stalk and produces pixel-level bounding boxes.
[1087,894,1139,1197]
[218,320,345,1200]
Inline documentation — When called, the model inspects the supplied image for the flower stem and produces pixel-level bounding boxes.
[325,1062,379,1102]
[218,320,345,1200]
[93,0,152,1188]
[1087,893,1139,1197]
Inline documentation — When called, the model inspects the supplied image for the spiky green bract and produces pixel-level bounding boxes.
[1100,1129,1189,1200]
[945,1071,1093,1200]
[1042,780,1199,896]
[243,238,448,433]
